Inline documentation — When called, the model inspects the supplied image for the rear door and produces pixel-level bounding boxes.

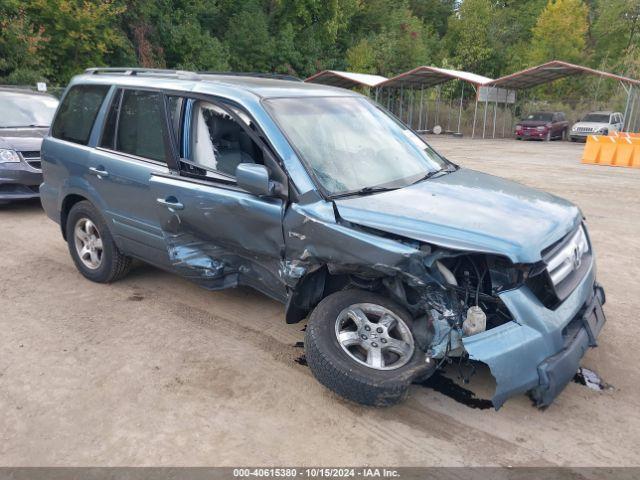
[149,95,287,300]
[88,88,175,265]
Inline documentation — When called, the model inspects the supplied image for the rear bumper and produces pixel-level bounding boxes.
[0,163,42,200]
[463,259,605,409]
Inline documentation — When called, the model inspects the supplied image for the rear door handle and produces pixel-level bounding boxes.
[89,166,109,178]
[156,197,184,211]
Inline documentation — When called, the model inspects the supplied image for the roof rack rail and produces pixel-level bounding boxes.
[198,71,303,82]
[84,67,200,80]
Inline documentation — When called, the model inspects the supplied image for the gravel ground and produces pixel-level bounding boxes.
[1,136,639,466]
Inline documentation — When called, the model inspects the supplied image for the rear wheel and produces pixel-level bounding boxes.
[66,201,131,283]
[305,289,432,407]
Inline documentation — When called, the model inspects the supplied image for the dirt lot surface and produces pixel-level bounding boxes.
[1,137,639,467]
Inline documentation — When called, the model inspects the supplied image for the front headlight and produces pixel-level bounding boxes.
[0,149,21,163]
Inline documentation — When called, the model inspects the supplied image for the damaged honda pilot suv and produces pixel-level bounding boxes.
[41,68,606,409]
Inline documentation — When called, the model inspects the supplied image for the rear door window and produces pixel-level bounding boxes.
[51,84,109,145]
[115,90,168,163]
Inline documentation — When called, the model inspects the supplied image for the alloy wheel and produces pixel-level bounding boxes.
[334,303,415,371]
[73,217,104,270]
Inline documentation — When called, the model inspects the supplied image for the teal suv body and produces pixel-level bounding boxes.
[40,68,606,409]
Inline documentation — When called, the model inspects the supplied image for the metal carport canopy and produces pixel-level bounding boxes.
[378,66,493,88]
[487,60,640,89]
[304,70,388,89]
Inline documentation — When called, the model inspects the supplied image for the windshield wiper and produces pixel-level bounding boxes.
[331,185,400,199]
[410,169,449,185]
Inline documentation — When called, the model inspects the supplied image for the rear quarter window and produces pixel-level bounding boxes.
[51,85,109,145]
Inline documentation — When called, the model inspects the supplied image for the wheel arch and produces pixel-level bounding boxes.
[60,193,90,240]
[284,265,406,324]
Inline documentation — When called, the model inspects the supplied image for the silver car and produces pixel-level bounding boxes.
[570,111,624,142]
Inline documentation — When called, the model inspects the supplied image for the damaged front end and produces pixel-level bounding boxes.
[284,199,606,409]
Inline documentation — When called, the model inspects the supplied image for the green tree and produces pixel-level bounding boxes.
[225,1,273,72]
[592,0,640,65]
[346,38,377,73]
[123,0,228,71]
[347,2,435,76]
[409,0,456,38]
[443,0,499,75]
[0,2,50,83]
[528,0,590,64]
[23,0,134,83]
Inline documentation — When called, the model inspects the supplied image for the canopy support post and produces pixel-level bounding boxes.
[623,84,633,131]
[492,93,498,139]
[408,89,414,128]
[425,91,431,132]
[482,95,488,139]
[418,86,425,132]
[457,82,465,134]
[472,97,478,139]
[627,89,637,133]
[435,85,441,128]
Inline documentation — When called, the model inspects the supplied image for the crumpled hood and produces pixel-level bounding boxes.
[0,128,47,152]
[334,168,581,264]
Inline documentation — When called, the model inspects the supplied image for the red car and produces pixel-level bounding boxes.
[515,112,569,141]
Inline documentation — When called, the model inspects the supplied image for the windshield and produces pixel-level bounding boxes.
[0,91,59,128]
[582,113,610,123]
[264,96,447,196]
[525,113,553,122]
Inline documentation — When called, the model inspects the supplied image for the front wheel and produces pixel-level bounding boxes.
[66,200,132,283]
[304,289,432,406]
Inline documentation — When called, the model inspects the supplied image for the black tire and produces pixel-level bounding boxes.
[65,200,131,283]
[305,289,432,407]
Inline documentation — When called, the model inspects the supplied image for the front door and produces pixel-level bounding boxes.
[149,174,286,300]
[150,96,287,301]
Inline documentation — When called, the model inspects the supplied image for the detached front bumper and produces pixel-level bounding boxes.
[463,259,606,409]
[0,163,42,200]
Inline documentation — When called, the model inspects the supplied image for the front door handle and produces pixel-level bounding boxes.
[89,166,109,178]
[157,197,184,211]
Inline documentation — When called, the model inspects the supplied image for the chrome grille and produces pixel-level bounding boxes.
[546,226,590,286]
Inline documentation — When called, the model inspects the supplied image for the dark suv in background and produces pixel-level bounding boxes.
[0,87,59,203]
[515,111,569,141]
